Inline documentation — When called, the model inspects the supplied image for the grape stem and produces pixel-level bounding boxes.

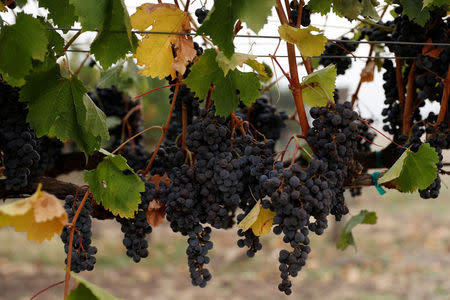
[61,30,83,58]
[402,61,417,135]
[121,103,142,147]
[112,125,163,155]
[394,53,406,110]
[30,280,65,300]
[142,84,180,175]
[436,64,450,125]
[64,189,90,299]
[295,0,304,28]
[359,117,408,150]
[132,82,184,100]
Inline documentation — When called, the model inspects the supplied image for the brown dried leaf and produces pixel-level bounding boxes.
[172,37,197,76]
[422,38,444,59]
[150,173,171,191]
[34,191,67,223]
[146,200,166,227]
[361,60,376,82]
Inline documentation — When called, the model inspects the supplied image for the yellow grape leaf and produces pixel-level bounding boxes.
[216,51,257,76]
[0,2,7,12]
[0,184,68,242]
[278,24,327,57]
[131,3,194,79]
[237,200,261,231]
[251,207,276,236]
[245,59,273,82]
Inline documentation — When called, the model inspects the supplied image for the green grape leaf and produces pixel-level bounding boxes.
[400,0,430,26]
[278,25,327,57]
[361,0,380,20]
[197,0,274,57]
[235,0,275,33]
[0,13,49,81]
[197,0,235,57]
[67,273,122,300]
[333,0,363,20]
[84,154,145,218]
[39,0,77,29]
[301,65,337,107]
[184,49,260,116]
[216,51,256,76]
[69,0,109,30]
[307,0,332,15]
[378,143,439,192]
[36,17,65,55]
[20,65,109,155]
[423,0,448,7]
[337,210,377,251]
[97,61,125,88]
[90,0,137,69]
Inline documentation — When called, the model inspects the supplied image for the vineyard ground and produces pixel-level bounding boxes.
[1,172,450,300]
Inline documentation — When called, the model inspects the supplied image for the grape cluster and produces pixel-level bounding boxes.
[195,8,209,24]
[255,102,360,294]
[0,81,40,190]
[116,180,156,262]
[61,194,97,273]
[319,38,358,75]
[187,226,213,287]
[289,1,311,27]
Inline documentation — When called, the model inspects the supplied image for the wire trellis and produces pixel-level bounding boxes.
[47,27,450,47]
[64,48,418,60]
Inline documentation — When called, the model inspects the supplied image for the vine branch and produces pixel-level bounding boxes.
[402,61,417,135]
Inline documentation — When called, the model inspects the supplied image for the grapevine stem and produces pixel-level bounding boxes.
[275,0,288,24]
[173,0,180,8]
[301,56,313,74]
[274,0,310,141]
[402,61,417,135]
[61,30,82,57]
[269,54,293,85]
[112,126,163,155]
[184,0,190,12]
[394,53,406,109]
[64,189,90,299]
[74,54,90,75]
[295,0,304,28]
[142,84,180,175]
[436,64,450,124]
[131,83,184,100]
[30,280,64,300]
